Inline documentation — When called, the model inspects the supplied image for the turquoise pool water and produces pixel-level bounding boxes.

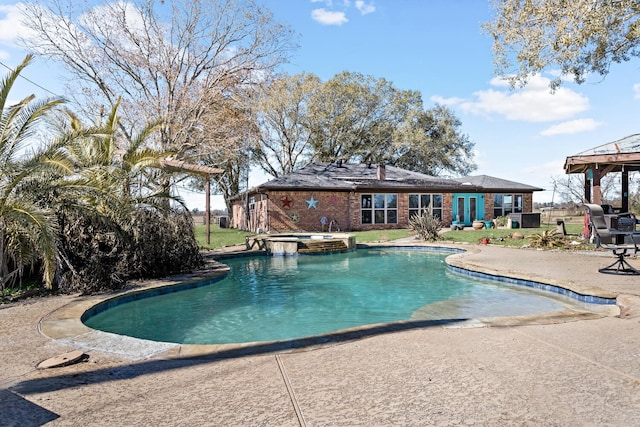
[83,248,582,344]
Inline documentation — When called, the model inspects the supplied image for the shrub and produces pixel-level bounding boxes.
[494,215,509,227]
[527,229,565,249]
[409,211,442,241]
[56,208,202,294]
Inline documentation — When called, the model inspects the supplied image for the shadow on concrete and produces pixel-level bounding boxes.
[0,389,60,426]
[10,318,467,396]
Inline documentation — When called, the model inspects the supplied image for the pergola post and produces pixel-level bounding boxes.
[160,158,223,247]
[584,172,591,203]
[206,177,211,245]
[622,170,629,212]
[592,168,602,205]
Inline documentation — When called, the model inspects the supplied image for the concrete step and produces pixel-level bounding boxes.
[297,239,348,254]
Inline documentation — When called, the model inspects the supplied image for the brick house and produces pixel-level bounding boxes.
[230,162,542,232]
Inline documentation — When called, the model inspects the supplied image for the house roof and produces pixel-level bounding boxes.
[244,162,541,194]
[451,175,544,192]
[255,162,470,192]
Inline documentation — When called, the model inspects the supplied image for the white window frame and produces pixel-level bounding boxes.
[361,193,398,224]
[493,193,523,217]
[409,193,443,220]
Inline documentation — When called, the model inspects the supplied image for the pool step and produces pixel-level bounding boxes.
[297,239,348,254]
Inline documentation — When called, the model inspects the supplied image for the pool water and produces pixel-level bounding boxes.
[84,249,581,344]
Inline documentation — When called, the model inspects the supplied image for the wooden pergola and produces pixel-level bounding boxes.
[564,134,640,212]
[162,158,224,245]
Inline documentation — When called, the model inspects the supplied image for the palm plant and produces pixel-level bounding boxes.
[0,55,67,290]
[52,100,201,291]
[527,229,566,249]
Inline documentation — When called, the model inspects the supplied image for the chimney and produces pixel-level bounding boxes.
[377,163,386,180]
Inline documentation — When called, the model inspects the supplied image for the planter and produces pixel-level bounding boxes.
[472,220,485,230]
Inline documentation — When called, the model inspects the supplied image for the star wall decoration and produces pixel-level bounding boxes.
[329,194,338,204]
[306,196,318,209]
[281,196,293,209]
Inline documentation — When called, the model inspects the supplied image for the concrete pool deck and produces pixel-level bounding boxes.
[2,243,640,425]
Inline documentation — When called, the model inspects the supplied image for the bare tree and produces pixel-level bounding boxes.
[551,174,619,204]
[251,73,321,178]
[20,0,297,163]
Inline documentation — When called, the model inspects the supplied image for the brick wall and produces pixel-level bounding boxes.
[269,190,351,232]
[485,193,495,221]
[523,193,533,212]
[232,189,537,232]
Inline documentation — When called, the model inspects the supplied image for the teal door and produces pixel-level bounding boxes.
[452,193,484,226]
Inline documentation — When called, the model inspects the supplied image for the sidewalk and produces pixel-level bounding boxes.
[1,244,640,425]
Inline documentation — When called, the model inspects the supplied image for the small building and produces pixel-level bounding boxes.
[231,162,542,232]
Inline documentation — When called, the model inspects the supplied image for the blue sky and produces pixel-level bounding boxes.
[1,0,640,210]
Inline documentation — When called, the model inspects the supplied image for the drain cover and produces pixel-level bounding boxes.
[37,350,85,369]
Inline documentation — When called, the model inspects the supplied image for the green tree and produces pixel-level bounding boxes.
[0,55,67,290]
[391,104,476,176]
[485,0,640,89]
[307,71,420,164]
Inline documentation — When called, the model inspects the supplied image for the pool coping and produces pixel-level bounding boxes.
[38,243,621,361]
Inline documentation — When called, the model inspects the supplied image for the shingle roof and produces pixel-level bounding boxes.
[256,162,468,191]
[253,162,541,193]
[451,175,544,192]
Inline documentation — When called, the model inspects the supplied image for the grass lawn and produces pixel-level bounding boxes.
[194,226,414,248]
[440,223,591,249]
[194,224,252,249]
[194,223,593,250]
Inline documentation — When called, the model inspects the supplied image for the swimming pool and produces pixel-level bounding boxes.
[83,248,603,344]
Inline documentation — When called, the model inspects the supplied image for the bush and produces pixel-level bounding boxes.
[56,208,202,294]
[494,215,509,227]
[126,208,202,279]
[526,229,565,248]
[409,211,442,241]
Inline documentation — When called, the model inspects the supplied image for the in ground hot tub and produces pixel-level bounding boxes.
[247,233,356,255]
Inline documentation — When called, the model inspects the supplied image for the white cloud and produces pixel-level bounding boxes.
[0,4,26,45]
[432,74,590,123]
[634,83,640,99]
[522,160,565,177]
[540,118,603,136]
[355,1,376,15]
[311,8,348,25]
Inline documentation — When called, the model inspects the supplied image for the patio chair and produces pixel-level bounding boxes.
[584,203,640,275]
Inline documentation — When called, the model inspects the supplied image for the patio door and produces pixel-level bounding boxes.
[453,194,484,225]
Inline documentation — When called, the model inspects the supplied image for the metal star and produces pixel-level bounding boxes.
[306,196,318,209]
[281,196,293,209]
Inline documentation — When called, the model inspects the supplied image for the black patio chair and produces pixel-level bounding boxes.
[584,203,640,275]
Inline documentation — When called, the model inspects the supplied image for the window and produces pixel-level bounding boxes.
[409,194,443,220]
[493,194,523,217]
[249,196,255,210]
[361,194,398,224]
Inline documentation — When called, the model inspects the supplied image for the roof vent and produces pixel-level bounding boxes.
[336,159,343,167]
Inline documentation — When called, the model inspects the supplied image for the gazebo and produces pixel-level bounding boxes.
[564,134,640,212]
